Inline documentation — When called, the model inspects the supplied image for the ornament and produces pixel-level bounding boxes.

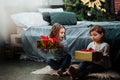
[80,0,106,8]
[87,11,92,16]
[101,8,106,12]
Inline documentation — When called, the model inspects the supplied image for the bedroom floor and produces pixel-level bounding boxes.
[0,56,120,80]
[0,58,68,80]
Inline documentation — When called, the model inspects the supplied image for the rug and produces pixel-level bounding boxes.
[31,65,120,79]
[88,71,120,79]
[31,66,56,75]
[72,64,120,79]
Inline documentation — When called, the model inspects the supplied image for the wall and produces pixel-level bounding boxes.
[0,0,48,44]
[48,0,64,5]
[0,0,64,45]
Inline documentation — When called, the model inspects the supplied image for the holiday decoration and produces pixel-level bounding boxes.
[37,36,59,49]
[75,48,102,62]
[64,0,114,21]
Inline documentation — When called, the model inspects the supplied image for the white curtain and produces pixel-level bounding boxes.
[0,0,48,44]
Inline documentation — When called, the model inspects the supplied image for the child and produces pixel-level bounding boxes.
[47,23,71,76]
[68,25,111,80]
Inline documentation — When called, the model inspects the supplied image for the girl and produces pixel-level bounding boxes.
[68,25,111,80]
[47,23,71,76]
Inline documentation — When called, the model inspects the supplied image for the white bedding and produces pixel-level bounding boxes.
[11,12,49,30]
[11,8,64,32]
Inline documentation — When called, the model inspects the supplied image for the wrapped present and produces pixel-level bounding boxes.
[74,48,102,62]
[37,35,59,49]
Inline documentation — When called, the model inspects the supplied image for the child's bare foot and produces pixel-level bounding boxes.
[50,70,63,76]
[67,66,82,80]
[50,70,59,76]
[57,69,63,76]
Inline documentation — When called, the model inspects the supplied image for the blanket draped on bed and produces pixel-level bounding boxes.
[21,23,91,62]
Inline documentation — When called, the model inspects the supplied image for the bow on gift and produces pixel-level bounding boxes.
[40,35,58,49]
[81,48,97,52]
[80,48,102,61]
[41,35,57,42]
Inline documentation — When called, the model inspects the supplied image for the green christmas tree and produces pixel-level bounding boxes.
[64,0,114,21]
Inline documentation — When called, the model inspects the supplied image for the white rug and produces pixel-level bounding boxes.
[31,66,58,75]
[88,71,120,79]
[71,64,120,79]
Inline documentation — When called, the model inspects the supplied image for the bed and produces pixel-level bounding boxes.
[20,21,120,63]
[11,8,120,70]
[20,22,89,62]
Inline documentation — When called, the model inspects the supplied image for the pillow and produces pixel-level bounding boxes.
[11,12,49,28]
[38,8,64,24]
[42,12,51,23]
[38,8,64,13]
[49,12,77,25]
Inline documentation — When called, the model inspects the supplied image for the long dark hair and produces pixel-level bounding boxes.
[49,23,66,39]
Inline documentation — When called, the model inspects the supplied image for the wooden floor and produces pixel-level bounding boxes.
[0,58,120,80]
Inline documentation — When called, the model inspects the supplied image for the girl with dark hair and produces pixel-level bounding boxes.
[47,23,71,76]
[68,25,111,80]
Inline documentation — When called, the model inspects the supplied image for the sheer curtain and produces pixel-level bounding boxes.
[0,0,48,44]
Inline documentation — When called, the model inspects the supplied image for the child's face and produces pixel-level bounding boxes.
[58,28,65,41]
[90,31,103,43]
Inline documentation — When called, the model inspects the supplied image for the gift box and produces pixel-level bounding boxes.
[37,35,59,49]
[74,48,102,62]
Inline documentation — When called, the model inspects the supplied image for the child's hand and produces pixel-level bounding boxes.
[58,41,64,48]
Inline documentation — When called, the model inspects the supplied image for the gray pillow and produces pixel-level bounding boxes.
[49,12,77,25]
[42,12,50,23]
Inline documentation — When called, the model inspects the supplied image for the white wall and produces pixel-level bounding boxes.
[48,0,64,5]
[0,0,63,44]
[0,0,48,44]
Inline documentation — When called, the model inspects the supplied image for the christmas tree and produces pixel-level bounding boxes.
[64,0,114,21]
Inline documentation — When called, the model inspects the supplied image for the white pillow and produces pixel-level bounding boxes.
[38,8,64,13]
[11,12,49,28]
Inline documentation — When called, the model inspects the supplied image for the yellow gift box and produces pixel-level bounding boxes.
[74,51,102,62]
[37,35,59,49]
[37,40,59,49]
